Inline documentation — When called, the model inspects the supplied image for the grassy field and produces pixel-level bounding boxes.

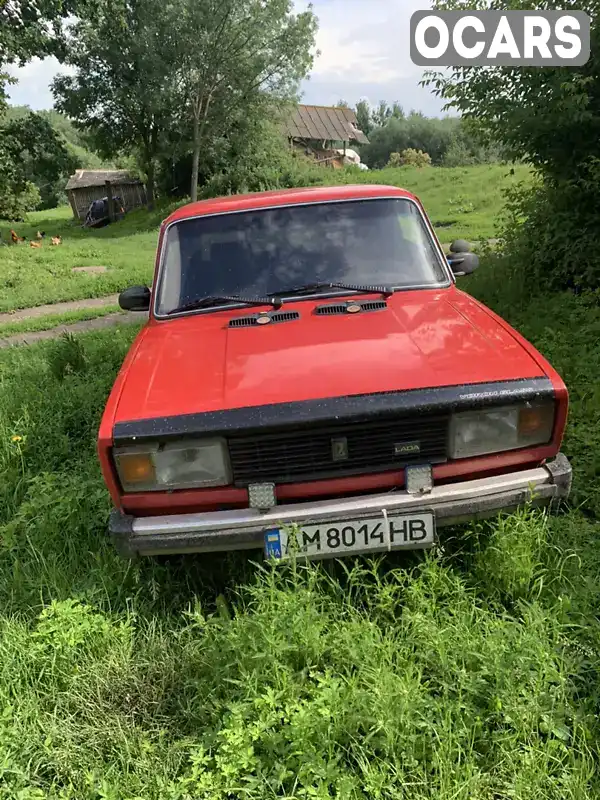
[0,204,171,314]
[332,162,531,243]
[0,247,599,796]
[0,164,531,320]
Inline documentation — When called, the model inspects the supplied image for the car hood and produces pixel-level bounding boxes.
[112,288,547,424]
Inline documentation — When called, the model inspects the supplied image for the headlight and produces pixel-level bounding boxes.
[113,438,231,492]
[449,401,555,460]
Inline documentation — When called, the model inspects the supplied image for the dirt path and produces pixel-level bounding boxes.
[0,311,147,348]
[0,294,121,325]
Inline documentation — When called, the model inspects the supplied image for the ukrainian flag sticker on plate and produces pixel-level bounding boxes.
[264,529,283,559]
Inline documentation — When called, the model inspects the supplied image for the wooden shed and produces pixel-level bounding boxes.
[65,169,147,221]
[283,104,369,168]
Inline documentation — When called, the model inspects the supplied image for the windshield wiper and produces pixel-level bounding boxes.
[167,294,283,315]
[270,282,395,299]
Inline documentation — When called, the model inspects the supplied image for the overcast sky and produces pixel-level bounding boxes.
[6,0,447,117]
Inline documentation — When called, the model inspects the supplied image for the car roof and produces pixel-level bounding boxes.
[163,184,419,226]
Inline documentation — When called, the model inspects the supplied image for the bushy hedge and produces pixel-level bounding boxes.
[498,167,600,292]
[200,150,325,199]
[0,180,41,221]
[387,149,432,168]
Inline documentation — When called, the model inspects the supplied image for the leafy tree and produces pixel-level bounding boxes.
[198,117,323,198]
[38,109,91,151]
[0,0,82,65]
[4,106,102,155]
[37,109,109,173]
[371,101,391,128]
[424,0,600,178]
[169,0,317,202]
[361,113,460,168]
[9,111,78,208]
[52,0,180,208]
[0,176,40,220]
[0,0,86,110]
[442,123,507,167]
[371,100,404,128]
[158,96,289,197]
[158,114,324,201]
[8,105,110,205]
[355,99,373,137]
[425,0,600,289]
[364,118,408,166]
[0,1,85,214]
[0,111,77,213]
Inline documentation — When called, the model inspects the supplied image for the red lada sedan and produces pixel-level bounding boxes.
[98,185,572,561]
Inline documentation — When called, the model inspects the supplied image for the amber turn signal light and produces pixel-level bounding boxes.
[117,452,156,486]
[518,404,554,438]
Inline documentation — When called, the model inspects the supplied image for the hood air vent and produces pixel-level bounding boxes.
[315,300,388,316]
[229,311,300,328]
[360,300,389,312]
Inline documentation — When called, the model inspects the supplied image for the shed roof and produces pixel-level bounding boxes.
[283,105,369,145]
[65,169,143,191]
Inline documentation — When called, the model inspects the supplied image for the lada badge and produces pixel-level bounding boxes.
[256,315,272,325]
[346,304,362,314]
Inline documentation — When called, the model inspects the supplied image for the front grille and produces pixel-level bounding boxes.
[227,412,450,486]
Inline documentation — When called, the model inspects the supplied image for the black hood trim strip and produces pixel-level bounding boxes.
[112,377,555,445]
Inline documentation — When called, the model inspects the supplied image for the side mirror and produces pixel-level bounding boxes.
[448,251,480,277]
[119,285,151,311]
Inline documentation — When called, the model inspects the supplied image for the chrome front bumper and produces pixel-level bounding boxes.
[109,454,572,558]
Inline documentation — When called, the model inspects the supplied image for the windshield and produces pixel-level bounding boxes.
[156,198,449,316]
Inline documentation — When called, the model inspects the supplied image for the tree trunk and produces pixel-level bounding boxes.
[105,181,115,222]
[144,125,158,211]
[146,161,155,211]
[190,114,200,203]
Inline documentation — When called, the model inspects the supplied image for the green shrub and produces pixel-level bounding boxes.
[387,149,432,168]
[498,173,600,291]
[0,180,41,220]
[442,138,478,167]
[201,150,323,199]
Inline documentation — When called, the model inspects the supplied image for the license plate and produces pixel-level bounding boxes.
[264,512,436,561]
